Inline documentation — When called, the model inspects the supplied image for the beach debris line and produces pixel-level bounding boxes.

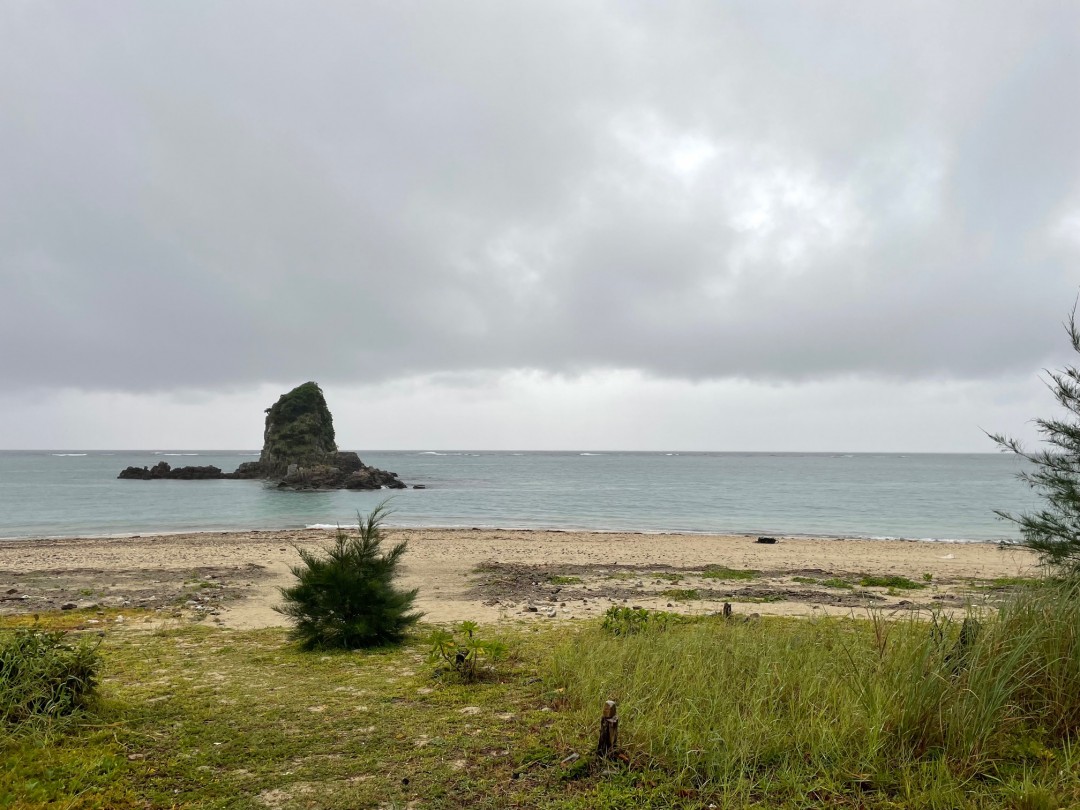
[117,381,408,490]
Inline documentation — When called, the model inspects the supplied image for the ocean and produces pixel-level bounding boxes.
[0,450,1038,542]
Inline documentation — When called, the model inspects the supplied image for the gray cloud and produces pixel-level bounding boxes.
[2,1,1079,394]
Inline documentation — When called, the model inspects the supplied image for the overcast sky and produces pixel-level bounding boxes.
[2,1,1079,451]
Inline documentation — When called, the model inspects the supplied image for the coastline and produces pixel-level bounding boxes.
[0,527,1039,628]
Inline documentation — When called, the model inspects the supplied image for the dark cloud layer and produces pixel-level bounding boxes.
[3,1,1079,394]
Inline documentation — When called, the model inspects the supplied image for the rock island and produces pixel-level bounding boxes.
[118,382,406,490]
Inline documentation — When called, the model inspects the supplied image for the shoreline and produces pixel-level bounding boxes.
[0,523,1019,545]
[0,527,1039,629]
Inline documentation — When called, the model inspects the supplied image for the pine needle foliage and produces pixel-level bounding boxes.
[276,503,421,650]
[991,304,1080,575]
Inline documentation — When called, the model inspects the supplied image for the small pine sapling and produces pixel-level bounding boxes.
[276,502,422,649]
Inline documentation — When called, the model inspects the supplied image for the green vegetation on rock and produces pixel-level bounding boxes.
[259,381,338,473]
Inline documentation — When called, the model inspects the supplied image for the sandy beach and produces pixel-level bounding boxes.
[0,528,1041,628]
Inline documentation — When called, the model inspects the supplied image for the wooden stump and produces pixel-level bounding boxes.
[597,700,618,758]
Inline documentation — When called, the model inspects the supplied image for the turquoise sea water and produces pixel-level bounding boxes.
[0,450,1038,542]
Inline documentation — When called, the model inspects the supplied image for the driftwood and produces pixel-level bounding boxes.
[597,700,619,758]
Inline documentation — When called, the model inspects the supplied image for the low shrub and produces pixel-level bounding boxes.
[0,628,101,724]
[428,621,507,682]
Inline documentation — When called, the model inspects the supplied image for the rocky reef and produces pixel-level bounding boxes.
[118,382,407,491]
[117,462,224,480]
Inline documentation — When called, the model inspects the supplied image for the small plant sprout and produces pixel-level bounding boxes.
[428,621,507,682]
[923,572,933,583]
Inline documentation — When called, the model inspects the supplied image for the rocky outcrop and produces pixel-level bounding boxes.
[118,382,407,490]
[118,462,225,480]
[271,450,406,491]
[257,381,339,478]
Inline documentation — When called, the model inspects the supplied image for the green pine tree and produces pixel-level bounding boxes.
[992,304,1080,575]
[276,502,422,649]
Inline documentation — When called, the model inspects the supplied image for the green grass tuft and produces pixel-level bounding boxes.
[859,574,926,590]
[700,566,758,581]
[548,575,583,585]
[0,627,101,726]
[821,577,854,589]
[651,573,682,583]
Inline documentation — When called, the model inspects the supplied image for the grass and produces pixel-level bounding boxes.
[821,577,854,589]
[0,627,101,727]
[859,574,926,590]
[551,580,1080,807]
[7,579,1080,808]
[1,617,602,810]
[548,576,583,586]
[700,566,758,581]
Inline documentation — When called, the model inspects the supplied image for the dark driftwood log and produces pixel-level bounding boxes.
[597,700,619,758]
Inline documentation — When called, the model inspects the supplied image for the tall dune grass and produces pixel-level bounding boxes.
[552,582,1080,803]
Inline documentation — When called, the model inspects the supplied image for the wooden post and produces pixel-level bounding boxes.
[597,699,618,758]
[723,602,732,618]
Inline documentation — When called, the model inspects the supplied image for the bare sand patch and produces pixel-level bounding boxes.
[0,528,1039,627]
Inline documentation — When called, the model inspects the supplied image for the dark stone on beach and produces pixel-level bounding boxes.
[60,602,77,611]
[119,381,407,489]
[756,536,778,544]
